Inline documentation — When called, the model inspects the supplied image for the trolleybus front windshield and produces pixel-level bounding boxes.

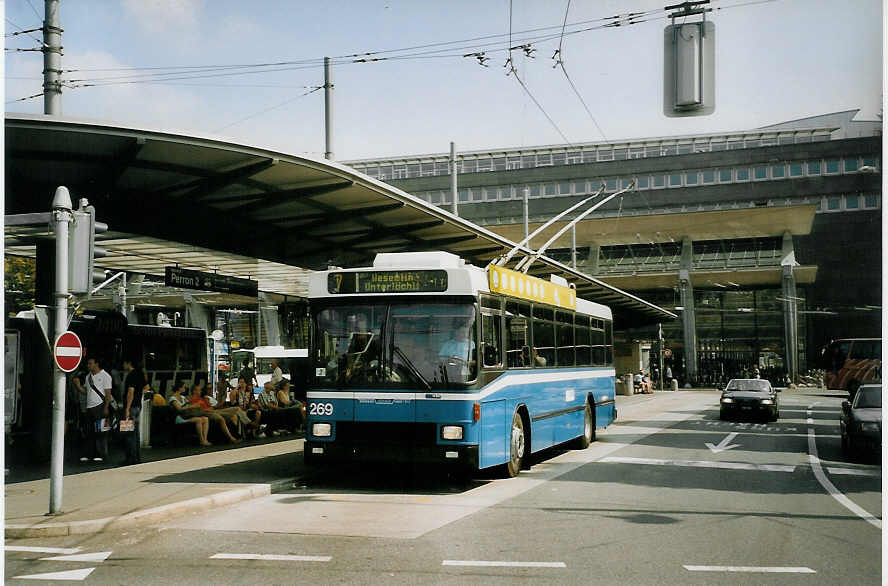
[313,302,477,388]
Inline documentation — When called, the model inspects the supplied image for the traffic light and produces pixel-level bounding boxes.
[68,199,108,295]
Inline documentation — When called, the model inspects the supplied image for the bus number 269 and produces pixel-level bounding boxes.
[309,402,334,416]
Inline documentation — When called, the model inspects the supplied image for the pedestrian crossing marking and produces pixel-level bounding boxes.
[211,553,332,562]
[40,551,112,563]
[12,568,96,581]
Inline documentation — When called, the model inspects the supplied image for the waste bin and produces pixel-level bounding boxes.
[617,374,634,396]
[671,378,679,391]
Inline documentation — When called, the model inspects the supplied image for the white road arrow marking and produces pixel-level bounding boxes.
[40,551,112,563]
[705,432,740,453]
[13,568,96,581]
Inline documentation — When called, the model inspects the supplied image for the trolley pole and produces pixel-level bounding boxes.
[324,57,333,160]
[49,186,73,514]
[43,0,63,115]
[450,142,458,216]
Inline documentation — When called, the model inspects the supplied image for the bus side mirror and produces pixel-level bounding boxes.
[841,400,850,413]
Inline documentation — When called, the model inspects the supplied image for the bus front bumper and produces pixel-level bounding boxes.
[305,441,479,469]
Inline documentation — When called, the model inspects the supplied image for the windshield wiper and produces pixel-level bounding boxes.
[392,345,431,391]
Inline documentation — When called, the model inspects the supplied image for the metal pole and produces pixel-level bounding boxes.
[659,322,665,392]
[450,142,458,215]
[49,186,72,514]
[571,225,577,269]
[324,57,333,160]
[523,187,529,241]
[43,0,62,115]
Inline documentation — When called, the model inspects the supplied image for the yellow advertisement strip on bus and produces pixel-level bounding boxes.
[487,265,577,310]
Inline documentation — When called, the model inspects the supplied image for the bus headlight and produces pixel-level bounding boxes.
[441,425,464,440]
[312,423,332,437]
[721,397,733,404]
[760,399,773,405]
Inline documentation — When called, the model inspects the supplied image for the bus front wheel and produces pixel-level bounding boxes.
[507,411,525,477]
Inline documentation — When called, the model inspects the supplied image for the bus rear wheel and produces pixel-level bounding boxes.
[573,403,594,449]
[507,411,525,477]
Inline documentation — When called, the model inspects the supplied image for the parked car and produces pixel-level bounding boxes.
[719,378,779,421]
[840,383,882,460]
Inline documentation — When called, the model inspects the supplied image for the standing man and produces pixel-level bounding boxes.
[73,356,113,463]
[269,358,284,387]
[121,358,147,465]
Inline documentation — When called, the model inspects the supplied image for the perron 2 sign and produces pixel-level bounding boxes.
[165,266,258,297]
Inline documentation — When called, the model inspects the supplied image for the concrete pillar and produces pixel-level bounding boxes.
[586,243,600,275]
[184,293,210,331]
[679,237,698,385]
[781,232,799,384]
[259,292,281,346]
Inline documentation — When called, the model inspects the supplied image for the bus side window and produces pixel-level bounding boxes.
[506,301,531,368]
[481,313,503,368]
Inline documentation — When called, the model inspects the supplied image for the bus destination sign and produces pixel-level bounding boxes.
[328,270,448,294]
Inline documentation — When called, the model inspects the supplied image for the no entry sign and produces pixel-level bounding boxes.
[54,331,83,372]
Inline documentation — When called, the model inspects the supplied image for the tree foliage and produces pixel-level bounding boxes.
[5,256,36,316]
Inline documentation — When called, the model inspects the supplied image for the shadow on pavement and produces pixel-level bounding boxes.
[146,452,300,485]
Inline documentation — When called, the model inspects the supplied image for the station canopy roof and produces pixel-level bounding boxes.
[5,113,675,327]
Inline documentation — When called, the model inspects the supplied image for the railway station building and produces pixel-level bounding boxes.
[345,110,882,385]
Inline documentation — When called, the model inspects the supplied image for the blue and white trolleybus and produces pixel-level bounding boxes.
[304,251,617,476]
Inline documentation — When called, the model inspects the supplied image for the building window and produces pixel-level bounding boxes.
[718,169,733,182]
[521,155,535,168]
[583,151,597,163]
[605,178,618,191]
[530,184,541,197]
[498,187,513,200]
[827,196,840,210]
[573,180,586,193]
[702,169,715,184]
[567,152,582,164]
[759,137,777,147]
[685,171,699,185]
[394,166,407,179]
[476,158,492,172]
[865,194,878,208]
[807,160,821,175]
[430,191,443,204]
[471,188,483,202]
[507,157,521,170]
[736,168,750,181]
[537,153,553,166]
[598,149,613,161]
[825,159,840,174]
[653,175,666,188]
[789,163,803,177]
[772,164,785,179]
[491,157,506,171]
[636,176,650,189]
[727,140,744,150]
[645,146,661,157]
[613,148,628,160]
[552,153,566,166]
[559,182,571,195]
[458,188,469,202]
[629,148,644,159]
[754,166,768,180]
[407,164,420,177]
[544,183,557,196]
[669,173,682,187]
[778,135,795,145]
[676,143,692,155]
[463,160,477,173]
[863,156,877,167]
[435,162,450,175]
[710,141,726,151]
[662,145,677,156]
[745,139,760,148]
[845,194,859,209]
[844,157,859,172]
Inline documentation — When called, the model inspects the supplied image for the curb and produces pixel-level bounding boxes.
[5,477,297,539]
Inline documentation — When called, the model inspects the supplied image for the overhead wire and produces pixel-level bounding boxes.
[5,17,46,46]
[213,86,323,132]
[504,0,573,146]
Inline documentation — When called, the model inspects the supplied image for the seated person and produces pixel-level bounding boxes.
[257,380,303,435]
[276,379,305,429]
[166,381,211,446]
[229,377,262,431]
[186,383,241,443]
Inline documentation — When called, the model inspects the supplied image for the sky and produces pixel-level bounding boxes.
[4,0,883,161]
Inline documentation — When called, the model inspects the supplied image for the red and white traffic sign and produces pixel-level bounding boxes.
[53,331,83,373]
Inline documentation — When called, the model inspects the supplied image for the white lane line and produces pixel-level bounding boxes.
[601,456,795,473]
[684,565,815,573]
[40,551,112,562]
[13,568,96,581]
[807,428,881,529]
[5,546,82,554]
[211,553,332,562]
[827,467,881,477]
[443,560,566,568]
